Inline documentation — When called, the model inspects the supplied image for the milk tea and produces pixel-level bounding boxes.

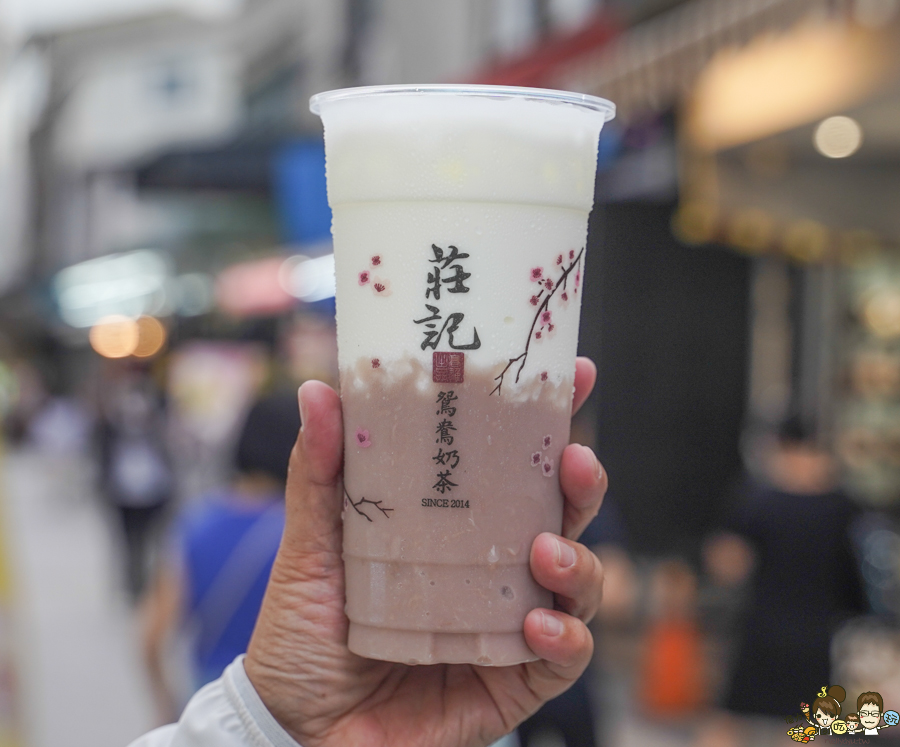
[311,85,614,665]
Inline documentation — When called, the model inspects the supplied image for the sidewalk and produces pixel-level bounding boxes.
[1,448,156,747]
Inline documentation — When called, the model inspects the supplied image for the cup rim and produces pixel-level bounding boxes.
[310,83,615,120]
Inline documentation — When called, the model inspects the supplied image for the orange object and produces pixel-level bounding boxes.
[638,617,706,717]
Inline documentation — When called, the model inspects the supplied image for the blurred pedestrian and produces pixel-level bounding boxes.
[98,369,174,598]
[140,390,299,724]
[698,417,867,746]
[637,559,706,719]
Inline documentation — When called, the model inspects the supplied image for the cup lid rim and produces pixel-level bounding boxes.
[310,84,615,120]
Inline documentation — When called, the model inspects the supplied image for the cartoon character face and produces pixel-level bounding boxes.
[859,704,882,729]
[845,718,860,733]
[815,709,835,727]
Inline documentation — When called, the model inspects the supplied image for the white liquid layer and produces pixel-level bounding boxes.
[317,92,608,390]
[331,201,588,384]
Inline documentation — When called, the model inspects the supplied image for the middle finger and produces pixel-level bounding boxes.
[530,532,605,623]
[559,443,608,541]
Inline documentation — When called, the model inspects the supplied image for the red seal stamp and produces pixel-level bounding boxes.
[432,352,464,383]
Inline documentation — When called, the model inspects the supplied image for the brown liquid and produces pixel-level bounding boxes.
[341,356,572,665]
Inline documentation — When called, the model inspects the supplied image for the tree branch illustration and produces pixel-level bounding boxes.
[345,487,393,522]
[491,247,584,396]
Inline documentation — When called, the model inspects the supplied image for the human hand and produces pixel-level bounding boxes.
[245,357,606,747]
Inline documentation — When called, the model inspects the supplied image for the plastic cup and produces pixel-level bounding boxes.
[311,84,614,665]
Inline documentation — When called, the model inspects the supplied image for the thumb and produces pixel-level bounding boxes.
[280,380,344,562]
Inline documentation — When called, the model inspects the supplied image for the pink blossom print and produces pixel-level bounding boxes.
[491,247,585,396]
[542,459,554,477]
[358,271,370,286]
[543,435,552,450]
[355,428,372,448]
[371,358,380,369]
[371,255,381,266]
[371,277,392,296]
[531,452,542,467]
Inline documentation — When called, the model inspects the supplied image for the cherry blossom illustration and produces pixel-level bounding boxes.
[542,435,552,450]
[531,452,542,467]
[355,428,372,448]
[344,487,392,522]
[492,246,584,395]
[370,255,382,266]
[371,358,381,369]
[371,277,392,297]
[358,267,391,296]
[542,459,554,478]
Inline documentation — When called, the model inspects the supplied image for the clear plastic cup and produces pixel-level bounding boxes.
[311,84,614,665]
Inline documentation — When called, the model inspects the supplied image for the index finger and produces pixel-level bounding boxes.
[572,357,596,417]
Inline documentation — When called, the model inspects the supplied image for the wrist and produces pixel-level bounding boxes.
[231,655,310,747]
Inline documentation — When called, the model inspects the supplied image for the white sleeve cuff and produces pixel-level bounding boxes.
[127,656,302,747]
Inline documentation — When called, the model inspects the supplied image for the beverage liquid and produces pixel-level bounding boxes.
[312,86,613,665]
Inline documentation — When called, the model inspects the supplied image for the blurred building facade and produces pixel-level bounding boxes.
[0,0,898,543]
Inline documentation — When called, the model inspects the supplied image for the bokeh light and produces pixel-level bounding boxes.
[672,201,718,245]
[133,316,167,358]
[88,315,139,358]
[862,288,900,339]
[783,220,829,263]
[814,115,863,158]
[727,209,773,254]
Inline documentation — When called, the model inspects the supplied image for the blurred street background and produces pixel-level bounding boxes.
[0,0,899,745]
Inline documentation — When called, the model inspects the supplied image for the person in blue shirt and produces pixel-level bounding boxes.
[141,391,300,723]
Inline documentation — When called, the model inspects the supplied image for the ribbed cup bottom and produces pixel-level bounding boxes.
[348,622,539,666]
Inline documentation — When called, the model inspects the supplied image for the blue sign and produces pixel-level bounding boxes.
[272,140,332,245]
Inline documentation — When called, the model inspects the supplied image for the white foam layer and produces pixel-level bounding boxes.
[317,89,607,389]
[319,91,605,210]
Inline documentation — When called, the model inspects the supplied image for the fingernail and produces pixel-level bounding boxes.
[541,611,563,637]
[581,445,602,480]
[556,538,576,568]
[298,386,308,430]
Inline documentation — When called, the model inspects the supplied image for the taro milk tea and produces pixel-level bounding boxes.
[312,86,614,666]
